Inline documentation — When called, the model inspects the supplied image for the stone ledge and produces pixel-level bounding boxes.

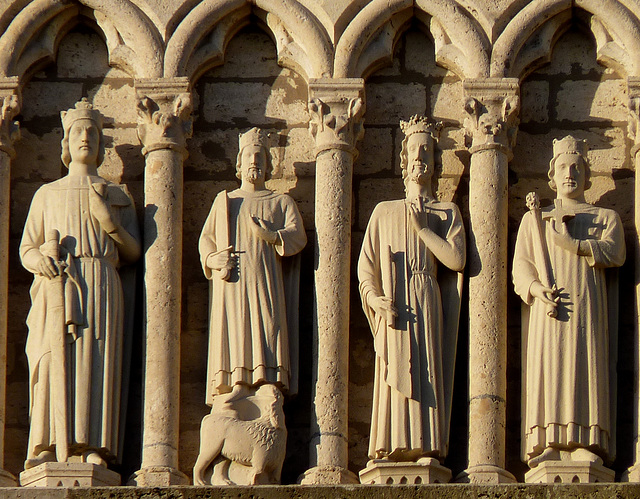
[0,484,640,498]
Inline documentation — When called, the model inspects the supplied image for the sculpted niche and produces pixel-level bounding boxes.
[19,99,141,484]
[358,115,466,484]
[194,127,307,485]
[513,136,626,483]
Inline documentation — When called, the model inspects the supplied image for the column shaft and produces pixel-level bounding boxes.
[128,80,191,486]
[300,78,364,485]
[459,78,518,484]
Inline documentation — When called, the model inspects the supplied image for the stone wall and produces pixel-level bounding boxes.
[1,0,640,488]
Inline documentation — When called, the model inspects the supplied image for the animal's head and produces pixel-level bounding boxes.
[255,384,285,429]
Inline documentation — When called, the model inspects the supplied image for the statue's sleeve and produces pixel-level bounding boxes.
[275,195,306,257]
[113,184,140,244]
[512,211,540,306]
[198,192,224,280]
[585,209,626,268]
[20,188,46,274]
[445,204,466,269]
[358,205,384,329]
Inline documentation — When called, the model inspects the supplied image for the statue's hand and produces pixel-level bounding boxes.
[250,217,279,244]
[89,183,118,234]
[370,295,397,326]
[35,254,63,279]
[530,281,558,309]
[206,249,236,280]
[408,202,424,233]
[549,219,579,254]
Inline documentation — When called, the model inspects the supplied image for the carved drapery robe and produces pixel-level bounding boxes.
[199,189,306,404]
[358,199,464,460]
[513,203,625,461]
[20,175,139,460]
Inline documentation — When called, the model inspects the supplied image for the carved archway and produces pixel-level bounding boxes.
[492,0,640,79]
[0,0,163,80]
[164,0,332,82]
[333,0,490,80]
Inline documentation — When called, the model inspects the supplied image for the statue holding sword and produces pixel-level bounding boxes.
[19,99,141,470]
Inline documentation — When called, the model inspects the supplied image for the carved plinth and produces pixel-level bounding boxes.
[20,463,120,487]
[359,459,451,485]
[525,461,614,484]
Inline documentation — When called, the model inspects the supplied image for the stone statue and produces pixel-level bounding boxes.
[357,115,465,484]
[194,127,306,485]
[19,99,141,471]
[513,136,626,482]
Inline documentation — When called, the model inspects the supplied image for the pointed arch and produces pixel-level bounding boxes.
[333,0,490,80]
[492,0,640,79]
[164,0,332,81]
[0,0,163,79]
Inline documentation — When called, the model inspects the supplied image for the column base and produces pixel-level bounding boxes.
[298,465,359,484]
[623,463,640,482]
[455,465,516,484]
[525,460,614,484]
[0,468,16,487]
[359,458,451,484]
[19,462,120,487]
[127,466,189,486]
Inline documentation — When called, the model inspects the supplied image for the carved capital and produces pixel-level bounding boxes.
[463,78,519,159]
[135,78,193,158]
[308,79,365,157]
[627,77,640,157]
[0,77,21,159]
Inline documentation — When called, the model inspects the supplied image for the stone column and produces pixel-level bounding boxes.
[457,78,518,484]
[0,77,19,487]
[128,78,192,486]
[624,76,640,482]
[299,78,364,485]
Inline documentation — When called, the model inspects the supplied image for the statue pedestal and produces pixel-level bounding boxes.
[19,463,121,487]
[525,461,615,484]
[359,458,452,484]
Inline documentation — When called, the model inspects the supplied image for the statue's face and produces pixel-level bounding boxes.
[240,144,267,184]
[553,153,585,198]
[68,119,100,165]
[406,133,433,184]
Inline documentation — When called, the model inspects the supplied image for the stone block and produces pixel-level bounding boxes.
[357,178,405,229]
[10,182,42,237]
[99,127,144,183]
[6,381,28,426]
[365,82,427,125]
[265,70,309,125]
[183,180,239,235]
[509,177,555,223]
[521,80,549,123]
[206,30,279,79]
[354,127,393,175]
[56,31,111,79]
[12,128,65,181]
[537,30,600,76]
[185,282,209,331]
[359,458,452,484]
[21,82,83,121]
[187,128,241,176]
[19,463,121,487]
[524,460,614,484]
[405,31,448,78]
[267,176,315,230]
[556,79,627,122]
[274,126,315,178]
[348,382,373,425]
[87,81,137,125]
[431,80,464,123]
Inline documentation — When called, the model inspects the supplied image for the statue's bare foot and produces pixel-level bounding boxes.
[528,447,561,468]
[566,448,603,464]
[24,450,55,469]
[83,451,107,467]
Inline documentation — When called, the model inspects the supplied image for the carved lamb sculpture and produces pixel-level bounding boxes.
[193,384,287,485]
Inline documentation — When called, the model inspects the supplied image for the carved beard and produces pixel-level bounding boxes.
[408,163,431,185]
[244,168,262,183]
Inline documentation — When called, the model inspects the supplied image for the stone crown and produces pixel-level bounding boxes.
[552,135,588,158]
[61,98,104,132]
[400,115,442,140]
[239,127,267,150]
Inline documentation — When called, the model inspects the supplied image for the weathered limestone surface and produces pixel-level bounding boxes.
[1,0,639,489]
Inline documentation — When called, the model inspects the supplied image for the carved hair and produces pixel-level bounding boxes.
[235,127,272,180]
[399,115,442,191]
[60,98,105,168]
[548,136,592,191]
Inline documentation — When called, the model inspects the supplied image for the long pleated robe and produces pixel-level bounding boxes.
[19,174,139,461]
[358,198,464,460]
[513,202,625,462]
[199,189,306,404]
